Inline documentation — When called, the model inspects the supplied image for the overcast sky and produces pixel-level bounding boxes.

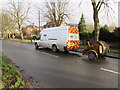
[0,0,119,27]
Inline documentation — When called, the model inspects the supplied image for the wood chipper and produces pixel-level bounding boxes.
[76,41,110,60]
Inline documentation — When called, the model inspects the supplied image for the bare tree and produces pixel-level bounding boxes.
[0,9,16,39]
[80,0,117,41]
[42,0,70,26]
[8,0,31,40]
[92,0,118,41]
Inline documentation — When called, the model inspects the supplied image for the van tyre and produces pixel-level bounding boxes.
[52,45,58,52]
[88,51,97,60]
[35,43,39,49]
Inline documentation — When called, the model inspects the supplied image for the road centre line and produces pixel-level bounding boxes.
[100,68,120,75]
[41,52,59,58]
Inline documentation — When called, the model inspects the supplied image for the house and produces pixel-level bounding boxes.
[44,22,56,28]
[22,23,43,37]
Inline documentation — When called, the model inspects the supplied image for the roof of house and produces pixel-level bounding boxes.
[68,23,78,27]
[44,22,78,26]
[27,25,38,28]
[44,22,56,26]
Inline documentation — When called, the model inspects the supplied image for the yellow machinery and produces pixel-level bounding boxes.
[77,41,110,60]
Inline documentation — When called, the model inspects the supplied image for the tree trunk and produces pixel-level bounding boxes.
[1,30,4,38]
[19,30,24,40]
[19,26,24,40]
[20,32,24,40]
[12,34,15,39]
[93,10,100,41]
[8,33,11,39]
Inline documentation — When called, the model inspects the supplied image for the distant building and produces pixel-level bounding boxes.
[22,23,43,37]
[44,22,56,28]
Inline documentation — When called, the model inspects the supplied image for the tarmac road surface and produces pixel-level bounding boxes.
[1,40,119,88]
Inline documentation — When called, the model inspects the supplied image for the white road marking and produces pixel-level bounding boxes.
[100,68,120,75]
[41,52,59,58]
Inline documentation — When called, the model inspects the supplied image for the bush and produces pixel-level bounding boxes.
[80,32,93,45]
[99,27,111,42]
[99,27,120,43]
[112,27,120,42]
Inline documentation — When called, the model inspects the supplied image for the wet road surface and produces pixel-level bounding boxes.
[1,40,119,88]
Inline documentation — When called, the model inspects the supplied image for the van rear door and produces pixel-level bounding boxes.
[67,26,80,50]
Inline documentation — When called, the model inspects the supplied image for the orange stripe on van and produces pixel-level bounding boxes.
[68,26,79,34]
[67,40,80,49]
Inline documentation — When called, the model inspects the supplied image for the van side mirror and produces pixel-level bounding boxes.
[33,36,37,40]
[37,37,40,40]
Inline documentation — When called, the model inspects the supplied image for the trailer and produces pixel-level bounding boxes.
[34,26,110,60]
[76,41,110,60]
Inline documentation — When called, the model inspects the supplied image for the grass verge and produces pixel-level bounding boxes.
[10,38,32,43]
[0,54,28,89]
[110,49,120,53]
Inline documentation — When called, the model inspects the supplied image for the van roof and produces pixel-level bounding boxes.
[43,26,68,31]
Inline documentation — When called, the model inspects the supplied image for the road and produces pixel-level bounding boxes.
[1,40,119,88]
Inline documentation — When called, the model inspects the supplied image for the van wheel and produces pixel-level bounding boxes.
[35,43,39,49]
[88,51,97,60]
[52,45,58,52]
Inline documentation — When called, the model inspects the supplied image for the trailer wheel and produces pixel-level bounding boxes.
[35,43,39,49]
[88,51,97,60]
[52,45,58,52]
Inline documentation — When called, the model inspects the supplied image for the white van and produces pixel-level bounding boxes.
[34,26,80,52]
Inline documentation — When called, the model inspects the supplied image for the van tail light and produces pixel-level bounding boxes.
[66,42,68,47]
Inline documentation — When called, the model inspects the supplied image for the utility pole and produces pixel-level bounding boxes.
[38,8,40,32]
